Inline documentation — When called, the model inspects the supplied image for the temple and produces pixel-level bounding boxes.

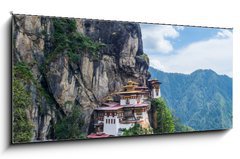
[149,79,162,98]
[87,79,161,138]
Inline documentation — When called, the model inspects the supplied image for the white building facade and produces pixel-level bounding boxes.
[88,80,161,138]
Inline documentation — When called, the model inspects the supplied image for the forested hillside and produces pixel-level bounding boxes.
[149,67,232,131]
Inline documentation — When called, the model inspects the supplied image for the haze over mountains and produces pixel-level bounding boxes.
[149,67,232,131]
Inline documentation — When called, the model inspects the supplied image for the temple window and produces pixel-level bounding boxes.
[126,98,130,104]
[136,110,142,115]
[137,97,140,103]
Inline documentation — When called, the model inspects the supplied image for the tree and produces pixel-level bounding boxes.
[12,80,33,143]
[151,97,175,134]
[54,106,85,140]
[12,63,34,143]
[46,18,105,64]
[122,124,153,136]
[174,117,194,132]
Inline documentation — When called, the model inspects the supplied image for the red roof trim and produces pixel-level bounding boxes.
[87,133,111,138]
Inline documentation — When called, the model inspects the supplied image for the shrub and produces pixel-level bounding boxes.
[12,80,34,143]
[139,53,149,64]
[54,105,85,140]
[46,18,105,64]
[122,124,153,136]
[151,97,175,134]
[13,62,33,83]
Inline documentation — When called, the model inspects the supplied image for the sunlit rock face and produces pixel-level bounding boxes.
[13,14,150,141]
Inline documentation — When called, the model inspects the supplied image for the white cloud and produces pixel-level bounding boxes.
[141,25,181,54]
[216,29,232,38]
[150,58,167,71]
[175,26,185,30]
[149,31,233,77]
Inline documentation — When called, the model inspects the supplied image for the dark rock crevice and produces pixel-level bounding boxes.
[12,14,150,140]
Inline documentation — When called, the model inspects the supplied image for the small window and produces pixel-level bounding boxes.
[126,98,130,104]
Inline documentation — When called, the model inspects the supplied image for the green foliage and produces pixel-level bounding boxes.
[13,62,33,83]
[151,97,175,134]
[67,51,81,63]
[174,118,194,132]
[12,62,34,143]
[41,30,47,36]
[12,80,33,143]
[13,62,54,142]
[122,124,153,136]
[54,106,85,140]
[14,62,54,105]
[46,18,105,64]
[149,67,232,131]
[140,53,149,64]
[37,85,55,113]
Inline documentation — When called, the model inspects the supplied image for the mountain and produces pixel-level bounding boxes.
[149,67,232,131]
[12,14,149,141]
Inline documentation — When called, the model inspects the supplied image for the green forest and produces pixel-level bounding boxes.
[149,67,232,131]
[122,97,191,136]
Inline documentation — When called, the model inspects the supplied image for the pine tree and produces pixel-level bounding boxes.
[151,97,175,134]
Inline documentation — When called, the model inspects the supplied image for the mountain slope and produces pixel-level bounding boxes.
[12,14,150,141]
[149,67,232,131]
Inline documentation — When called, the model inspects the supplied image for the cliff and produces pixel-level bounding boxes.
[12,14,150,141]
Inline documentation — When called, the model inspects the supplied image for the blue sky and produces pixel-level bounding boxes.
[140,24,233,77]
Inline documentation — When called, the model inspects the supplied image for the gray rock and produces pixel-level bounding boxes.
[12,14,149,141]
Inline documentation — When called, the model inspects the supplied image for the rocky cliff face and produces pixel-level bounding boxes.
[12,14,149,141]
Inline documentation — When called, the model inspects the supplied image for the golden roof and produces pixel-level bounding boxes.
[123,85,134,88]
[115,80,147,95]
[105,96,114,102]
[126,80,139,85]
[116,90,143,94]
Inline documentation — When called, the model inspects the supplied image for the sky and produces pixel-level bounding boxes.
[140,24,233,77]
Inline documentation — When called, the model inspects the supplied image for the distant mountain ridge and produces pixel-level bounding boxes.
[149,67,232,131]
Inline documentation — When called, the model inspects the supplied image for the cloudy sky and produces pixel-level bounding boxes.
[140,24,233,77]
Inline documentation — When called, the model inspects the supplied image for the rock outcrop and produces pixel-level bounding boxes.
[12,14,150,141]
